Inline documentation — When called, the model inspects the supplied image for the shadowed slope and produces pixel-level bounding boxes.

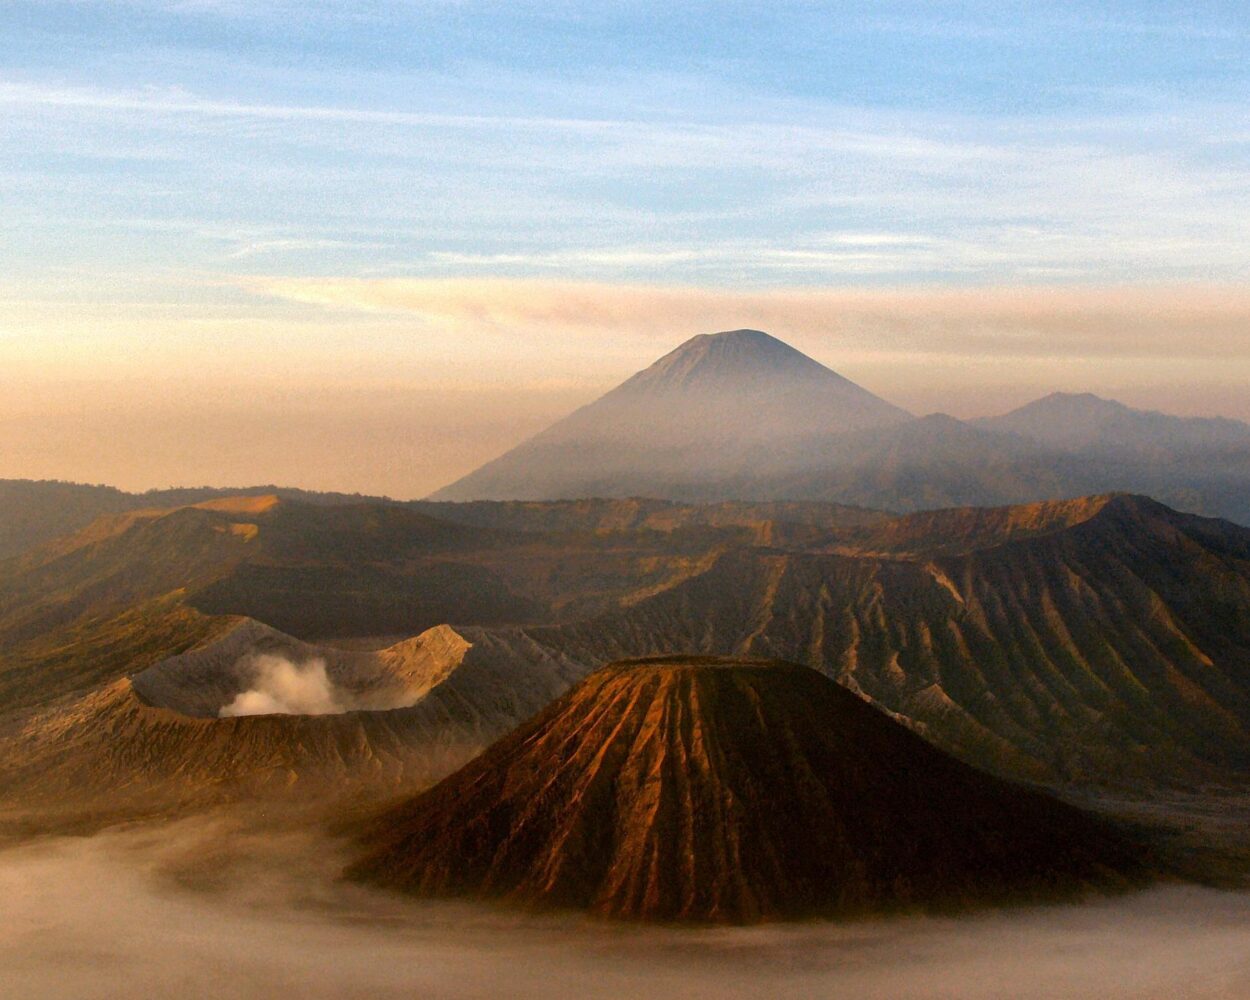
[729,413,1097,510]
[350,657,1144,923]
[0,480,135,562]
[1,492,827,660]
[411,496,887,538]
[0,496,538,654]
[0,479,400,561]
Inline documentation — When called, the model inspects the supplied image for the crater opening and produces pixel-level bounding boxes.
[131,619,465,719]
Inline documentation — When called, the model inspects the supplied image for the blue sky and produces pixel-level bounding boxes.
[3,0,1248,289]
[2,1,1249,494]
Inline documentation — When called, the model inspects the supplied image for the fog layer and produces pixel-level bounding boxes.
[2,819,1250,1000]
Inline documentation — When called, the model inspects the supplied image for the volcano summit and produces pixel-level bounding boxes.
[429,330,909,501]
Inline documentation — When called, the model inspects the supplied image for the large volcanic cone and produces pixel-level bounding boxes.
[348,657,1145,922]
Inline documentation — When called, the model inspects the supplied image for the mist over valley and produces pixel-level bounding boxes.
[5,812,1250,1000]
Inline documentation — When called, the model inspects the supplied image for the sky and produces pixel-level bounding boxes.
[2,1,1248,496]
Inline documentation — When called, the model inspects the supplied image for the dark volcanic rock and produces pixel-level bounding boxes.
[349,656,1146,923]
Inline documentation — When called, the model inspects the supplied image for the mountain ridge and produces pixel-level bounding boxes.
[977,392,1250,454]
[423,331,1250,524]
[5,491,1250,814]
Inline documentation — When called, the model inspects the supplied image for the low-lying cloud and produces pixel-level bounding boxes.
[3,820,1250,1000]
[220,655,343,718]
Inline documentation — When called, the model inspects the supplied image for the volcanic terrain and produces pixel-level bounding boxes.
[349,656,1146,922]
[6,491,1250,817]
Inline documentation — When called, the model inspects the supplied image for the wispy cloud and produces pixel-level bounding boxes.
[226,237,392,259]
[6,72,1246,286]
[245,277,1250,361]
[0,80,643,133]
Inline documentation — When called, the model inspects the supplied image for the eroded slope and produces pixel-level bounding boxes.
[350,658,1144,922]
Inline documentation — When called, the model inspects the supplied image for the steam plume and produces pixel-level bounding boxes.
[219,655,342,718]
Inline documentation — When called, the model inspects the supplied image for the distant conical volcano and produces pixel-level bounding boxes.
[428,330,909,501]
[348,657,1144,922]
[616,328,886,396]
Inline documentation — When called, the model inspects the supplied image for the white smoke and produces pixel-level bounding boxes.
[219,655,343,718]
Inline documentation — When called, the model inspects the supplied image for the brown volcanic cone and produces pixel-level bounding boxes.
[348,657,1145,922]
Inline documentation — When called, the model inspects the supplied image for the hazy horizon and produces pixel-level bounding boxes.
[8,316,1250,498]
[4,1,1249,496]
